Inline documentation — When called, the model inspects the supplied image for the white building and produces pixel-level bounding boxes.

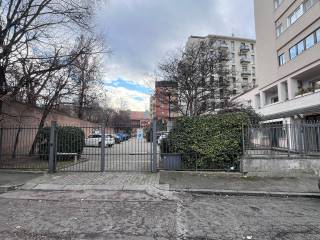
[187,35,257,96]
[233,0,320,123]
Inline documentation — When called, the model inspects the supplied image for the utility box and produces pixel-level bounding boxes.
[162,154,182,170]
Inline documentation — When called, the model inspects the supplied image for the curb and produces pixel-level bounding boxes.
[0,184,24,193]
[169,188,320,198]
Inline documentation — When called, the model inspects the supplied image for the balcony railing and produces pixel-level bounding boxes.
[240,57,251,64]
[241,70,251,76]
[240,45,250,52]
[218,42,229,49]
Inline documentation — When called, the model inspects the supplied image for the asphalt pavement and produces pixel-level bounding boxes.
[0,189,320,239]
[59,138,153,172]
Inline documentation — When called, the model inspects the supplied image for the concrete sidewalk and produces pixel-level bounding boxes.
[159,171,320,195]
[21,172,169,192]
[0,171,44,193]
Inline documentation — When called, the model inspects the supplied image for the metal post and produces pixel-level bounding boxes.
[285,122,290,157]
[298,123,303,156]
[242,124,246,157]
[100,121,106,172]
[0,125,3,163]
[48,121,57,173]
[152,119,157,172]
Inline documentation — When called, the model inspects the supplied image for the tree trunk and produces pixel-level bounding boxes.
[12,126,22,159]
[0,65,7,117]
[29,108,50,155]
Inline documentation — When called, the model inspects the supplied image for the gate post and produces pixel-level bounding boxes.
[0,125,3,163]
[152,119,157,172]
[48,121,57,174]
[100,121,106,172]
[285,121,291,157]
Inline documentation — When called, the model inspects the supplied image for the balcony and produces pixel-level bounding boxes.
[258,91,320,119]
[218,42,229,50]
[239,45,250,53]
[240,57,251,64]
[241,70,251,76]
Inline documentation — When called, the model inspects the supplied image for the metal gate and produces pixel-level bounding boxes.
[54,122,157,172]
[0,121,158,173]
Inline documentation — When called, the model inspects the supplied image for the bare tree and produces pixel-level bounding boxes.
[158,40,232,116]
[70,34,105,119]
[0,0,94,114]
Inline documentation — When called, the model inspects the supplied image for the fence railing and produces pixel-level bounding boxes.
[244,123,320,158]
[0,125,50,170]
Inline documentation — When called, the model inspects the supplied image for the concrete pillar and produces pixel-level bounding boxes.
[278,82,287,102]
[260,91,266,107]
[288,78,298,100]
[254,94,261,109]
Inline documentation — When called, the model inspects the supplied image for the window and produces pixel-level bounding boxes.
[276,24,283,37]
[232,65,236,73]
[251,44,254,51]
[316,29,320,43]
[232,53,235,63]
[242,66,248,72]
[232,89,237,95]
[274,0,283,9]
[305,33,315,49]
[231,41,235,51]
[252,67,256,76]
[251,55,255,64]
[297,40,305,55]
[289,46,297,60]
[278,53,286,66]
[287,4,304,26]
[287,0,316,27]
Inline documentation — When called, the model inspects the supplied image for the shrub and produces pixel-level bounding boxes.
[162,112,251,170]
[37,126,85,161]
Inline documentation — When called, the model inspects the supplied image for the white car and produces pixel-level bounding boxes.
[85,134,115,147]
[158,133,169,145]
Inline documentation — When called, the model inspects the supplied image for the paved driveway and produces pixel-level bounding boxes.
[59,138,154,172]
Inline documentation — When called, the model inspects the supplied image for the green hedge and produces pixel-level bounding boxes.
[37,126,85,161]
[161,112,252,170]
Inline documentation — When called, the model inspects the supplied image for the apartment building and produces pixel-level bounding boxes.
[234,0,320,123]
[187,35,257,96]
[150,81,178,123]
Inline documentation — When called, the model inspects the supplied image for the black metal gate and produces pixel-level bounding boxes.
[54,122,156,172]
[0,121,157,172]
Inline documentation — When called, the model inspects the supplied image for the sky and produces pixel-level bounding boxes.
[94,0,256,111]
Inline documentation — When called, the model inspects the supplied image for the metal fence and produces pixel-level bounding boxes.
[0,121,156,172]
[244,122,320,158]
[0,125,50,170]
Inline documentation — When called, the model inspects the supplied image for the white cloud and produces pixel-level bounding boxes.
[93,0,255,110]
[106,86,150,112]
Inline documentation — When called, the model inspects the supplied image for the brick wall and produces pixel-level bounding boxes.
[0,101,108,157]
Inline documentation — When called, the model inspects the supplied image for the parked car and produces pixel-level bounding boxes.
[85,134,115,147]
[113,134,121,144]
[123,133,130,140]
[115,133,126,142]
[158,133,169,145]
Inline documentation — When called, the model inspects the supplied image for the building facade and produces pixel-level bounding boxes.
[234,0,320,123]
[130,111,151,130]
[150,81,178,123]
[187,35,257,97]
